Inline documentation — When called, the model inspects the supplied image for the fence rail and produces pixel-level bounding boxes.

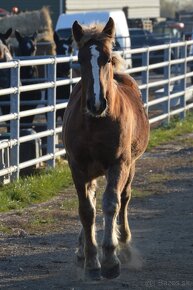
[0,40,193,183]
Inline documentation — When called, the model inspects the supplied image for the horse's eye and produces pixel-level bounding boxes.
[107,58,111,63]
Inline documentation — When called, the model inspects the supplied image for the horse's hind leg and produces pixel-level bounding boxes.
[72,170,100,280]
[101,163,129,279]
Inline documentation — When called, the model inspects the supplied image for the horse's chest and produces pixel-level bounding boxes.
[75,142,115,175]
[80,136,119,168]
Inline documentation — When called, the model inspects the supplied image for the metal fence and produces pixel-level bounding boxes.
[0,40,193,183]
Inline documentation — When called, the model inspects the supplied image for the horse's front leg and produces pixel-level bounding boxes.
[102,163,129,279]
[72,169,100,280]
[77,180,97,261]
[119,163,135,244]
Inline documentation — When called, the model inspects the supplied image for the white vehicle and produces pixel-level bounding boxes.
[55,10,132,68]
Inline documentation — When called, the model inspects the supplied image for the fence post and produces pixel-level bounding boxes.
[46,57,56,167]
[10,60,20,180]
[179,44,187,119]
[163,44,171,125]
[142,48,149,115]
[69,54,73,93]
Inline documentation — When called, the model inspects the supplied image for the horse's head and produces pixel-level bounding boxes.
[54,32,73,77]
[0,28,12,47]
[0,40,12,62]
[72,18,115,117]
[15,30,37,56]
[54,31,73,56]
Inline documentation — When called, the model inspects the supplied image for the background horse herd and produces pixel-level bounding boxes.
[0,27,73,130]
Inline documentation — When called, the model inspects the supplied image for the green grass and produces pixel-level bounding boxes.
[148,112,193,150]
[0,111,193,212]
[0,161,72,212]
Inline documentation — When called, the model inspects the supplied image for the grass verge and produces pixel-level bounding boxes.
[0,161,72,212]
[148,112,193,150]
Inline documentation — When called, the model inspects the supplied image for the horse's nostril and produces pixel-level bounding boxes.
[87,97,107,116]
[102,98,107,110]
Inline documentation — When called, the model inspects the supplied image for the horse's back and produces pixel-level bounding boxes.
[114,72,149,157]
[114,72,147,119]
[114,73,141,100]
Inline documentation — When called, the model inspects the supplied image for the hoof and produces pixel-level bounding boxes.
[101,262,121,279]
[85,268,101,281]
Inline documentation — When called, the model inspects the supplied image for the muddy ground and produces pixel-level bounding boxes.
[0,133,193,290]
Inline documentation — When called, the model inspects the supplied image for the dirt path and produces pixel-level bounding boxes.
[0,134,193,290]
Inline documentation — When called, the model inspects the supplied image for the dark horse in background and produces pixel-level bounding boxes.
[0,29,13,123]
[15,30,41,126]
[0,29,41,128]
[62,18,149,280]
[0,37,14,128]
[53,31,73,122]
[15,30,38,79]
[0,28,12,48]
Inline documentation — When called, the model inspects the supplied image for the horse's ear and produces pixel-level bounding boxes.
[72,21,84,43]
[15,30,22,42]
[5,28,12,39]
[102,17,115,38]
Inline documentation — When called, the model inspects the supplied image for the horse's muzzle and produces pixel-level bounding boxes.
[86,97,107,117]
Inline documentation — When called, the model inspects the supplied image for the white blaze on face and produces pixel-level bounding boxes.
[27,41,32,50]
[90,45,100,110]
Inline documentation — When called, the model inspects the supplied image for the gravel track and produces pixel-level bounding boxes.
[0,134,193,290]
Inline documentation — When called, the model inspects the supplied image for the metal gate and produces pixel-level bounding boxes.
[0,40,193,182]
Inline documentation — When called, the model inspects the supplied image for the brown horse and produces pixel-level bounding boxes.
[62,18,149,280]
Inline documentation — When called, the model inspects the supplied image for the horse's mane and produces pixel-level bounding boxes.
[74,22,126,72]
[112,52,126,72]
